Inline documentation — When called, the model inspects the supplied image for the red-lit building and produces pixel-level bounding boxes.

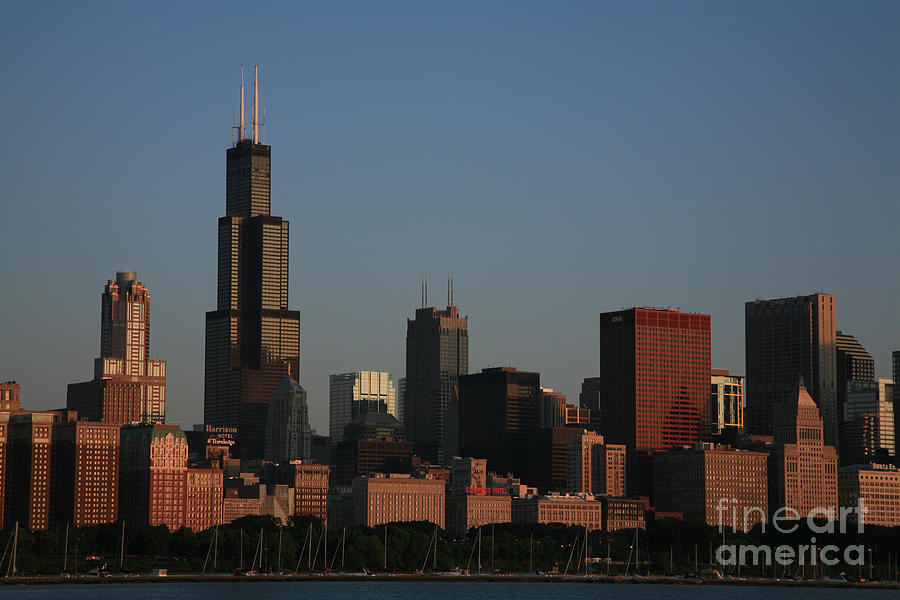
[272,461,330,524]
[119,424,188,529]
[185,467,224,531]
[50,415,120,527]
[6,412,56,530]
[596,307,711,494]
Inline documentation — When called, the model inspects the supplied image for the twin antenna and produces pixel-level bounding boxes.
[420,273,455,308]
[232,64,266,145]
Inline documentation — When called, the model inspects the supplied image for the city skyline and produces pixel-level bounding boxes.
[1,2,899,434]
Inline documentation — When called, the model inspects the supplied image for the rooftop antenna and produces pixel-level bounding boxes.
[425,276,428,307]
[421,277,425,308]
[240,64,246,141]
[232,109,236,145]
[253,65,259,143]
[262,106,266,144]
[448,272,451,307]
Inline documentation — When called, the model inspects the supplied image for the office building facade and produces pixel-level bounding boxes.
[329,371,397,443]
[710,369,743,434]
[842,378,895,464]
[595,307,711,494]
[458,367,540,478]
[745,294,838,446]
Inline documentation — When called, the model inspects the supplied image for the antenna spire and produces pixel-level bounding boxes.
[239,64,246,141]
[253,65,259,143]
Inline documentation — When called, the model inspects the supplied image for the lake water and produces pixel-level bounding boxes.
[0,582,895,600]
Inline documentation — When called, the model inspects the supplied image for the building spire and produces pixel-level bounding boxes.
[239,64,246,141]
[253,65,259,144]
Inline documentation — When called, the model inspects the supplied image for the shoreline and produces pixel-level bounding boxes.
[1,574,898,589]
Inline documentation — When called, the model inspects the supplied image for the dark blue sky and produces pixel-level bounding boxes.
[1,1,898,432]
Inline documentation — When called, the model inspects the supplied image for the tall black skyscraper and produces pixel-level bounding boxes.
[745,294,838,446]
[404,280,468,464]
[205,67,301,458]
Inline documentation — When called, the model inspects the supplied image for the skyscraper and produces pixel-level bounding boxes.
[745,293,838,446]
[205,67,301,458]
[842,378,895,464]
[329,371,397,443]
[67,271,167,424]
[710,368,744,435]
[264,377,311,463]
[457,367,540,477]
[594,307,711,494]
[404,286,468,464]
[835,331,875,449]
[770,378,838,518]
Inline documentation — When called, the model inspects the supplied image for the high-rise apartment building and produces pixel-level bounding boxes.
[5,412,55,530]
[770,378,838,519]
[566,430,625,496]
[50,415,120,527]
[205,69,301,458]
[654,443,769,531]
[594,307,711,494]
[710,369,744,435]
[458,367,540,478]
[264,377,311,462]
[68,271,167,424]
[329,371,396,443]
[405,298,468,464]
[745,294,838,446]
[842,378,895,464]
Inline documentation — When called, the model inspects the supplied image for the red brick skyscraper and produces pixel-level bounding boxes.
[595,307,711,494]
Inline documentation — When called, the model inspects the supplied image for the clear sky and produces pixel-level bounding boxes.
[1,1,898,433]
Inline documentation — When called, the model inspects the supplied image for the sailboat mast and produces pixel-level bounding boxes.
[529,532,533,573]
[120,521,125,571]
[383,525,387,572]
[11,521,18,576]
[491,523,494,572]
[477,527,481,573]
[278,527,282,572]
[63,523,69,574]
